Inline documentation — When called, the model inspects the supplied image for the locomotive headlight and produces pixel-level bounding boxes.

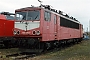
[17,30,20,35]
[36,30,40,35]
[13,30,17,35]
[32,30,36,35]
[32,30,40,35]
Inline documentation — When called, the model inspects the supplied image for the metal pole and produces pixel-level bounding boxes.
[87,27,88,35]
[89,20,90,32]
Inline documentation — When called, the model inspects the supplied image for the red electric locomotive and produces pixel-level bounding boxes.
[13,5,83,51]
[0,12,15,48]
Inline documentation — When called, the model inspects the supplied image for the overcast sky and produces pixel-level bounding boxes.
[0,0,90,31]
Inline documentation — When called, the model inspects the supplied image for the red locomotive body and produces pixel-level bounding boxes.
[14,5,83,50]
[0,12,15,47]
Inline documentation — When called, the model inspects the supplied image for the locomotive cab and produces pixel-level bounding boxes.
[14,7,41,36]
[14,7,45,49]
[0,12,15,48]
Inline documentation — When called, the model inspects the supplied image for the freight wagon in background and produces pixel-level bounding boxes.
[0,12,15,48]
[13,4,83,51]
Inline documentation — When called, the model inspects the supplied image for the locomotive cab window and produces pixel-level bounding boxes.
[15,10,40,21]
[5,15,15,20]
[54,15,57,24]
[44,11,51,21]
[27,10,40,20]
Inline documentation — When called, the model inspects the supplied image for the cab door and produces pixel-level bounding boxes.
[54,15,57,40]
[42,11,51,41]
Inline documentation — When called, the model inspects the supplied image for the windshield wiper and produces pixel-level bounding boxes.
[34,15,38,20]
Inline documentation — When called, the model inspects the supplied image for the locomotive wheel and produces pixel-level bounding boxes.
[3,40,11,48]
[72,39,75,44]
[76,39,79,44]
[45,42,51,50]
[54,41,59,48]
[38,42,45,52]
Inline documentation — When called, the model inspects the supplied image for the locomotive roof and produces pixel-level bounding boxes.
[15,5,81,24]
[15,7,41,11]
[44,8,80,24]
[0,12,15,15]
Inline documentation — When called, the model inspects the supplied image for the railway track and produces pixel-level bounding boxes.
[0,41,82,60]
[5,52,37,60]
